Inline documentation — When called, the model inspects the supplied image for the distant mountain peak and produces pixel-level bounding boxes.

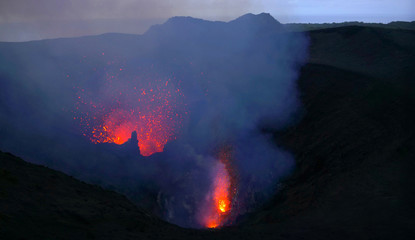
[231,13,281,25]
[145,13,283,37]
[145,15,223,35]
[165,16,212,25]
[163,13,281,26]
[235,12,274,20]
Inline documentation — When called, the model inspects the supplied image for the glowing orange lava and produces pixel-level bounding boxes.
[89,101,179,156]
[202,147,233,228]
[74,66,186,156]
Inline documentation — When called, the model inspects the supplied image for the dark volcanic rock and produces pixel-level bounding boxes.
[307,26,415,79]
[243,63,415,239]
[0,151,180,240]
[241,26,415,238]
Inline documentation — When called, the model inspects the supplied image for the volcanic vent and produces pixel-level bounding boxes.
[200,146,236,228]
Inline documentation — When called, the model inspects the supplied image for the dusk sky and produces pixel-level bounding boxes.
[0,0,414,42]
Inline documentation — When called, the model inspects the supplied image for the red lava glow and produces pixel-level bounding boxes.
[90,106,176,156]
[73,64,187,156]
[203,147,234,228]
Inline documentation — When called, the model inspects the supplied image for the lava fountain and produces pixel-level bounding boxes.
[201,146,235,228]
[73,66,187,156]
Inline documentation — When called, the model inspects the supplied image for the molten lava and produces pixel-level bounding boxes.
[73,64,187,156]
[202,147,234,228]
[90,106,176,156]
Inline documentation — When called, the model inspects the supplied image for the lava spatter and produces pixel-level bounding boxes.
[73,63,187,156]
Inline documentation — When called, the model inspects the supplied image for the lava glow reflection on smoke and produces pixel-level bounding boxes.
[203,147,234,228]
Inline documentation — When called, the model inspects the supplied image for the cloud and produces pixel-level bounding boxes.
[0,0,259,23]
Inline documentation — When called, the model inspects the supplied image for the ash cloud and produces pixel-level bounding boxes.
[0,13,308,228]
[145,14,308,225]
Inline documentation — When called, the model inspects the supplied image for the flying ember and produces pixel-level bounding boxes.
[73,65,187,156]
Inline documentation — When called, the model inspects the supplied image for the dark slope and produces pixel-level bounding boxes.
[243,64,415,239]
[0,151,285,240]
[241,27,415,239]
[0,151,185,240]
[307,26,415,79]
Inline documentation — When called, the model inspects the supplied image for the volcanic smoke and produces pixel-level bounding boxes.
[66,13,307,228]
